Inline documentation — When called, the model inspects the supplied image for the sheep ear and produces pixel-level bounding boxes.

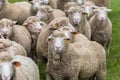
[92,6,99,9]
[46,35,52,42]
[82,12,88,16]
[107,9,112,12]
[66,38,71,44]
[13,21,17,24]
[71,32,77,36]
[23,22,28,26]
[48,8,53,13]
[12,61,21,67]
[29,1,34,4]
[55,22,60,28]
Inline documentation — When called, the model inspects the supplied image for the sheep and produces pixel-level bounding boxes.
[89,6,112,55]
[46,30,106,80]
[0,38,27,56]
[36,17,73,63]
[36,5,66,24]
[67,6,91,40]
[29,0,57,15]
[90,0,110,8]
[81,0,95,19]
[23,16,47,59]
[0,18,31,56]
[0,52,40,80]
[0,0,31,25]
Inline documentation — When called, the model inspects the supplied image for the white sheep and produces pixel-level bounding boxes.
[23,16,47,59]
[90,0,110,8]
[0,52,40,80]
[0,0,31,24]
[36,17,73,63]
[67,6,91,39]
[36,5,66,24]
[89,6,112,54]
[0,18,31,56]
[0,38,27,56]
[46,30,106,80]
[30,0,57,15]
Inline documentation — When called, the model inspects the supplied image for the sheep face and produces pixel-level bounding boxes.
[67,7,83,24]
[0,53,14,80]
[27,21,46,34]
[0,62,14,80]
[0,0,5,11]
[23,21,46,34]
[36,10,47,21]
[0,52,22,80]
[30,0,49,12]
[47,31,70,53]
[0,19,17,39]
[81,1,95,17]
[93,7,112,21]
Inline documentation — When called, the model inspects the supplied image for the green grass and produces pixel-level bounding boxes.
[9,0,120,80]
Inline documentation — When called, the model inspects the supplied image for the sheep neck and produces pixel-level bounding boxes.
[95,16,108,31]
[73,15,86,33]
[48,44,69,68]
[0,1,8,17]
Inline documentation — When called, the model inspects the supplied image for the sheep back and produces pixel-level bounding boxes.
[10,25,31,55]
[12,55,40,80]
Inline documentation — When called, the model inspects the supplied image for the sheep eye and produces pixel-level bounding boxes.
[40,23,43,26]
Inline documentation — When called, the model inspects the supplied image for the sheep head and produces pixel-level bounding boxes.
[36,5,53,21]
[0,19,17,39]
[93,6,112,21]
[81,1,95,17]
[0,52,21,80]
[30,0,50,12]
[23,16,47,36]
[47,30,72,54]
[67,6,86,25]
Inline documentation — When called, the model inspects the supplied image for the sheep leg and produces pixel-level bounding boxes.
[46,74,52,80]
[95,64,106,80]
[104,39,111,55]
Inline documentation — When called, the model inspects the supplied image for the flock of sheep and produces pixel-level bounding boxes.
[0,0,112,80]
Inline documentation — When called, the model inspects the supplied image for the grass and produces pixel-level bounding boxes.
[9,0,120,80]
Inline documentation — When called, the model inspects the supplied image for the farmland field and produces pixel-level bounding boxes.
[9,0,120,80]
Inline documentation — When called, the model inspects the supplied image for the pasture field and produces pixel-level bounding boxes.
[9,0,120,80]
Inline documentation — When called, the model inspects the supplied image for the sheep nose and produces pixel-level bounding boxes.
[2,31,7,34]
[55,46,60,50]
[99,17,106,21]
[74,18,80,23]
[3,75,9,80]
